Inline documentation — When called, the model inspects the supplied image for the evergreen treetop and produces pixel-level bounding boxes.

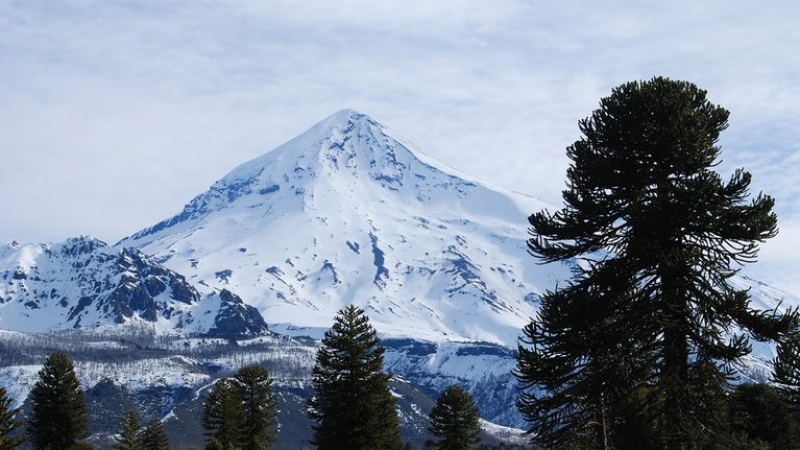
[112,410,143,450]
[140,419,170,450]
[27,351,90,450]
[308,304,402,450]
[233,365,278,450]
[203,378,243,450]
[427,384,482,450]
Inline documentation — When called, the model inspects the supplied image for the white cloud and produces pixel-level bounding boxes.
[0,0,798,293]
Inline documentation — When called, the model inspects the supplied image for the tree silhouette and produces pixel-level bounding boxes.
[113,410,143,450]
[203,378,243,449]
[308,305,402,450]
[518,77,798,449]
[27,352,89,450]
[233,365,277,450]
[427,385,481,450]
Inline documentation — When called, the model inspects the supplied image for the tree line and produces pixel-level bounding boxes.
[0,306,486,450]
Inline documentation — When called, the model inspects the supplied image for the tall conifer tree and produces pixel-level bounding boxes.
[0,385,25,450]
[233,365,277,450]
[308,305,402,450]
[140,419,169,450]
[27,352,89,450]
[113,410,143,450]
[427,385,482,450]
[203,378,243,450]
[518,77,798,450]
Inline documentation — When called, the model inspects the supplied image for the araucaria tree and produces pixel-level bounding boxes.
[772,332,800,408]
[516,77,798,450]
[202,365,277,450]
[427,385,482,450]
[308,305,403,450]
[203,378,243,450]
[140,419,169,450]
[113,410,142,450]
[233,365,278,450]
[27,352,90,450]
[0,385,25,450]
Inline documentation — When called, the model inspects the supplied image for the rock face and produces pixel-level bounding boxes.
[0,236,268,338]
[208,289,269,338]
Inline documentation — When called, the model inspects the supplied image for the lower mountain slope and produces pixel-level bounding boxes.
[0,331,526,449]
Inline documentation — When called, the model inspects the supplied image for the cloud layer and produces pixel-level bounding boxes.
[1,0,798,293]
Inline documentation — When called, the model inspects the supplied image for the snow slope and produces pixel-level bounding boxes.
[121,110,571,346]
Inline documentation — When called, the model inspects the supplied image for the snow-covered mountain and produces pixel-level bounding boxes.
[2,110,798,438]
[120,109,571,346]
[0,236,268,337]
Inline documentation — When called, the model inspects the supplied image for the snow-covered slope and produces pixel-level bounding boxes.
[120,110,570,346]
[0,236,268,337]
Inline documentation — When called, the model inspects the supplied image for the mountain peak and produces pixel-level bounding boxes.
[218,108,387,184]
[123,109,448,245]
[115,111,558,345]
[317,108,371,128]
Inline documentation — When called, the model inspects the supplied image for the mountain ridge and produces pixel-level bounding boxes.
[0,236,268,337]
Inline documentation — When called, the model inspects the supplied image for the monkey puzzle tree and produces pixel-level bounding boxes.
[203,378,243,450]
[518,77,798,450]
[27,352,89,450]
[308,305,402,450]
[113,410,142,450]
[427,385,482,450]
[233,365,277,450]
[0,385,25,450]
[515,265,656,449]
[772,333,800,407]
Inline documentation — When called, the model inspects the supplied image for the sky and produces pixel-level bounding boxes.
[1,0,799,295]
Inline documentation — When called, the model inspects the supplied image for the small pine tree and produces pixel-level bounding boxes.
[140,419,170,450]
[308,305,402,450]
[203,378,243,450]
[233,365,277,450]
[113,410,143,450]
[0,385,25,450]
[427,385,482,450]
[26,352,89,450]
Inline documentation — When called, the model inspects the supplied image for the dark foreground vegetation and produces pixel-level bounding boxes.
[515,77,800,450]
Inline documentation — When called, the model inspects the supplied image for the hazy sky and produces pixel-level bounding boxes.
[1,0,799,295]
